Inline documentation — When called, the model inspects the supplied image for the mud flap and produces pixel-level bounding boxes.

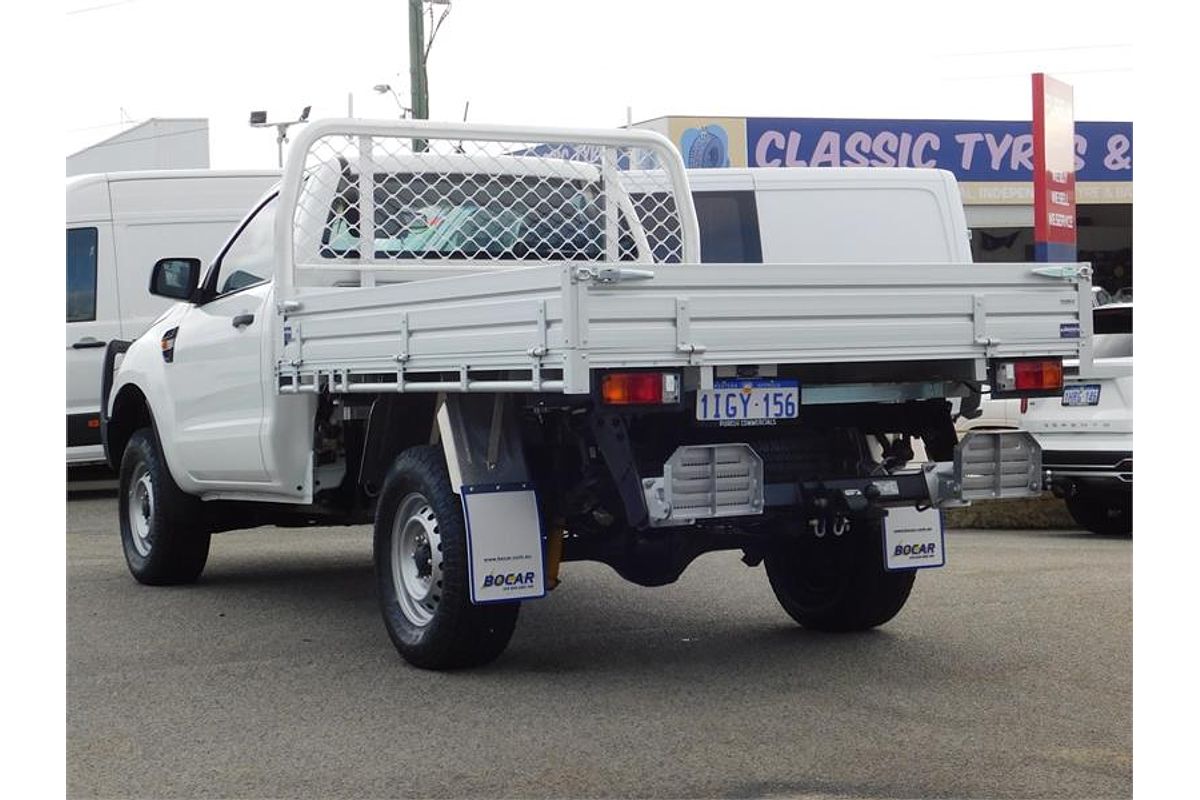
[883,507,946,571]
[462,482,546,604]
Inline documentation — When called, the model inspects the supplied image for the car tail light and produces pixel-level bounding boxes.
[990,358,1063,397]
[600,372,680,405]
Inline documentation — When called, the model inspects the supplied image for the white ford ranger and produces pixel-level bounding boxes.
[102,120,1095,669]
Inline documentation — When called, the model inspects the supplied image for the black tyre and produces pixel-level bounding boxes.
[764,517,915,632]
[374,445,520,670]
[118,428,210,585]
[1065,490,1132,536]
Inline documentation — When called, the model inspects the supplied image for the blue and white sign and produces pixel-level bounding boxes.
[745,118,1132,183]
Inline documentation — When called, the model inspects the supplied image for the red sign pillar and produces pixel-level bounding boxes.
[1032,73,1077,261]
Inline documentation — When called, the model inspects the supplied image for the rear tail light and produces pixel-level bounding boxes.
[990,358,1063,397]
[600,372,680,405]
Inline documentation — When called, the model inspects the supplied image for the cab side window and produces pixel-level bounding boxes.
[213,196,277,296]
[67,227,98,322]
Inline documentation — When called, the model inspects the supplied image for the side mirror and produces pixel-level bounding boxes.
[149,258,201,300]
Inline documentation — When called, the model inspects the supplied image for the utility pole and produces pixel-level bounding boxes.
[408,0,428,120]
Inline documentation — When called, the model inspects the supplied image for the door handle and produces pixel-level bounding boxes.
[232,313,255,328]
[72,337,107,349]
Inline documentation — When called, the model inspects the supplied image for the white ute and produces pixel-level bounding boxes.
[102,120,1096,669]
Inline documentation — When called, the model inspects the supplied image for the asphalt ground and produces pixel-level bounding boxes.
[67,495,1131,799]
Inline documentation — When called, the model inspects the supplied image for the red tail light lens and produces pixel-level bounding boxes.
[991,358,1064,397]
[600,372,680,405]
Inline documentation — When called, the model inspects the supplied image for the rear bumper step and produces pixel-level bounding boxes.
[641,431,1043,525]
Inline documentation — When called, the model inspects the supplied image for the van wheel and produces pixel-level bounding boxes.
[118,428,210,585]
[1065,491,1132,536]
[764,517,915,632]
[374,445,519,670]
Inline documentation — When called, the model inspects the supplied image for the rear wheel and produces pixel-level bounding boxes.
[764,516,915,632]
[118,428,210,585]
[1065,490,1132,536]
[374,445,520,670]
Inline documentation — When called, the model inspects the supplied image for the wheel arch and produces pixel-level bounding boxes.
[105,383,154,471]
[358,394,440,496]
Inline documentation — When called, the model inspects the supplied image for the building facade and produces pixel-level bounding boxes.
[635,116,1133,294]
[66,118,210,177]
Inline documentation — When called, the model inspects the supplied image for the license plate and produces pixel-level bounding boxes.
[696,378,799,423]
[1062,383,1101,406]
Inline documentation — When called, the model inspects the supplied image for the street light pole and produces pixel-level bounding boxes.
[249,107,311,168]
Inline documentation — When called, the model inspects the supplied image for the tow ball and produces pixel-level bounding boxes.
[801,485,886,539]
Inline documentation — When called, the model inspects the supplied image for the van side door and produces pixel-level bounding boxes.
[66,222,120,463]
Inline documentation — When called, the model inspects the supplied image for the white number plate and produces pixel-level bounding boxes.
[696,379,799,423]
[1062,383,1101,406]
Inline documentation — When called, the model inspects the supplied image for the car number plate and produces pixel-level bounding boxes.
[1062,383,1101,407]
[696,378,799,423]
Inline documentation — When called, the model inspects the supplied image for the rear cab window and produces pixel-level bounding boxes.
[321,173,604,261]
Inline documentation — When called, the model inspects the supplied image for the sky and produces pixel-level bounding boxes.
[63,0,1134,169]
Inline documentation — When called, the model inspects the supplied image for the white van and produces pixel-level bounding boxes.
[682,166,972,264]
[67,170,279,466]
[675,167,976,465]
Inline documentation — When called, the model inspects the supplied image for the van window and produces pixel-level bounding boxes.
[213,196,276,295]
[694,191,763,263]
[67,227,98,322]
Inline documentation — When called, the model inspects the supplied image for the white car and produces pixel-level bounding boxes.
[1021,303,1133,534]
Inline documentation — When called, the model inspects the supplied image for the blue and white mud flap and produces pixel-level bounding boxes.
[883,506,947,571]
[461,482,547,604]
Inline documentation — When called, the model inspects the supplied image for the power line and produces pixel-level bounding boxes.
[944,67,1133,81]
[66,0,137,15]
[942,43,1132,58]
[68,125,208,155]
[66,119,144,134]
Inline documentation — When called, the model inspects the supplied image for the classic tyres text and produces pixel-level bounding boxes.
[373,446,520,670]
[764,516,915,632]
[118,428,211,584]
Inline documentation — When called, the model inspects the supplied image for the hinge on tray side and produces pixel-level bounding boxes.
[972,293,998,356]
[394,312,410,392]
[282,320,304,368]
[525,300,548,391]
[675,297,707,364]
